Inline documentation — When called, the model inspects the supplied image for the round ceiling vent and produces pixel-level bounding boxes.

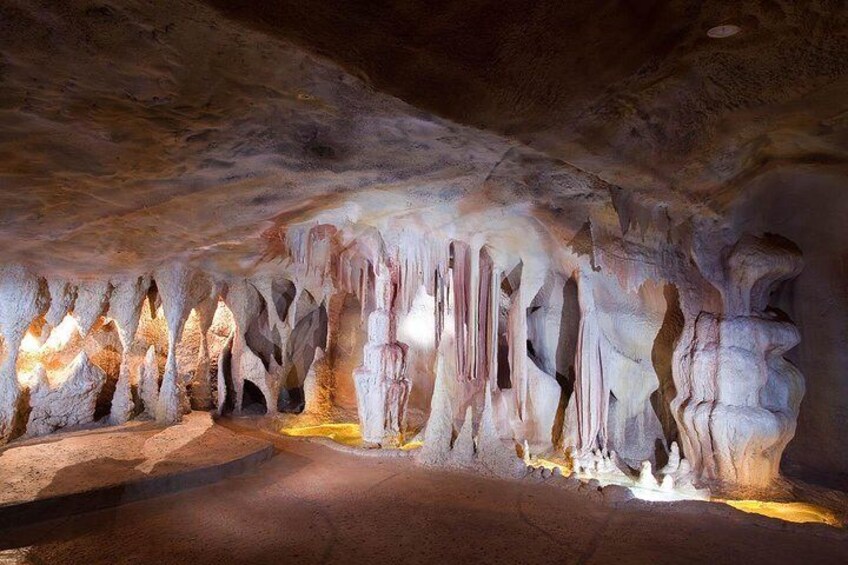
[707,24,741,38]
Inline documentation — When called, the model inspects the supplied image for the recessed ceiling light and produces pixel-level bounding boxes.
[707,24,741,38]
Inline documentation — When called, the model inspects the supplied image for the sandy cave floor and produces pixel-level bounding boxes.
[0,418,845,565]
[0,413,270,508]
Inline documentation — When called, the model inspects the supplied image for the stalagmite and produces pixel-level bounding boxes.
[223,280,279,415]
[217,332,234,415]
[477,387,523,478]
[418,341,455,465]
[353,261,410,445]
[637,460,660,490]
[139,345,160,418]
[0,265,48,442]
[236,344,276,413]
[26,352,106,437]
[449,406,476,466]
[302,347,329,416]
[108,275,151,424]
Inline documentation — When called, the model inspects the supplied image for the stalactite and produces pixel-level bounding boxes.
[73,280,112,337]
[107,275,151,424]
[506,272,529,419]
[44,279,76,329]
[154,265,208,424]
[190,288,220,410]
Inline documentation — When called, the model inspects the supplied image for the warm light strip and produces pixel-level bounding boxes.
[279,422,423,450]
[525,459,840,527]
[718,499,842,527]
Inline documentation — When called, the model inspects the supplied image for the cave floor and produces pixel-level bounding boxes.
[0,413,271,511]
[0,419,845,565]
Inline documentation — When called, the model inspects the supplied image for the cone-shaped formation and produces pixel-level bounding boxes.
[108,276,151,425]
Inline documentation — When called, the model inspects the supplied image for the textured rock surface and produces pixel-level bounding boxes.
[0,265,48,442]
[353,261,409,444]
[0,0,845,489]
[26,353,106,437]
[107,275,151,424]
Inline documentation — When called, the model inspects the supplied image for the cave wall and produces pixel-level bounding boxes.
[0,194,831,495]
[731,169,848,486]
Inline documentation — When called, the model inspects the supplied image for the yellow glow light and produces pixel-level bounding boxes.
[530,457,572,476]
[280,423,423,451]
[280,423,364,447]
[399,440,423,451]
[720,499,842,527]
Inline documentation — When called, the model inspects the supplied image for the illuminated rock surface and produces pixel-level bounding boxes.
[0,1,846,559]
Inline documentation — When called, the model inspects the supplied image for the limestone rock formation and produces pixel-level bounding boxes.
[139,345,160,419]
[26,353,106,437]
[190,288,221,410]
[0,0,844,495]
[155,265,210,424]
[0,265,49,443]
[73,281,112,338]
[108,276,151,425]
[353,261,410,445]
[673,235,805,488]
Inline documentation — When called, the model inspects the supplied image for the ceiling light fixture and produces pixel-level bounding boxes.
[707,24,741,38]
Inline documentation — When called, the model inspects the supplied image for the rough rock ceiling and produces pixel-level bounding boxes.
[1,0,846,276]
[207,0,848,201]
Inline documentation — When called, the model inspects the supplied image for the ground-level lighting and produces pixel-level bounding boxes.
[279,423,423,451]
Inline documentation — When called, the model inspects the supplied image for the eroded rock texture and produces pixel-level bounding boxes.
[26,353,106,437]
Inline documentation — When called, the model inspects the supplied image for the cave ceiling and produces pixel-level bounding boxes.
[1,0,846,276]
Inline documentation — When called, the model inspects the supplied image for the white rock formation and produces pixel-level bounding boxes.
[0,265,48,443]
[44,279,76,329]
[353,261,410,445]
[26,352,106,437]
[155,265,209,424]
[73,280,111,337]
[418,342,455,466]
[673,234,805,488]
[302,347,329,416]
[223,280,279,415]
[0,213,811,497]
[139,345,160,418]
[216,332,234,415]
[108,275,151,425]
[190,289,220,410]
